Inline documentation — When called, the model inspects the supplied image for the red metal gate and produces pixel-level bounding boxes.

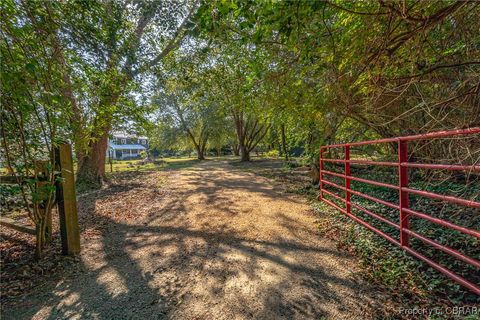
[319,127,480,295]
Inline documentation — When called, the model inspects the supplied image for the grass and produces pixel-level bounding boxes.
[71,157,203,193]
[103,157,200,174]
[0,155,259,176]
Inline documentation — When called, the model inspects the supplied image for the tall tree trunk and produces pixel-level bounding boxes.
[196,145,205,160]
[311,163,320,185]
[233,143,240,156]
[240,144,250,161]
[232,109,270,162]
[237,132,250,162]
[177,106,208,161]
[51,32,85,162]
[74,57,124,185]
[76,96,117,186]
[233,110,250,162]
[280,124,289,161]
[37,4,86,163]
[76,132,109,186]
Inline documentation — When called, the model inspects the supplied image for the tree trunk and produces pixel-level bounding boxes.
[196,146,205,160]
[311,163,320,185]
[232,110,270,162]
[240,145,250,161]
[233,144,240,156]
[195,136,208,160]
[280,124,289,161]
[76,132,108,187]
[75,81,120,187]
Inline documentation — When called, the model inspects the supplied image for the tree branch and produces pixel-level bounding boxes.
[139,1,199,74]
[390,61,480,80]
[326,1,388,16]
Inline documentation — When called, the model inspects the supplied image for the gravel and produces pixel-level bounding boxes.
[2,160,392,319]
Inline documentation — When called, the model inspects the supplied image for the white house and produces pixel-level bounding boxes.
[107,132,148,160]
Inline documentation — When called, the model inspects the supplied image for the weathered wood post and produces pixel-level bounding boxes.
[55,143,81,255]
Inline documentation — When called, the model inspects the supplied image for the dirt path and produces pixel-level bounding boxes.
[3,160,389,319]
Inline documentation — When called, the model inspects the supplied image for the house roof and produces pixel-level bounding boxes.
[111,131,147,140]
[108,144,147,150]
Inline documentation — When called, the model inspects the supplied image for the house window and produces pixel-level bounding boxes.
[121,138,126,144]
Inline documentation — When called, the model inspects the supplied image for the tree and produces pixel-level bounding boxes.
[1,0,71,256]
[203,43,273,162]
[6,0,200,186]
[195,0,480,170]
[154,93,211,160]
[152,41,229,160]
[71,1,200,185]
[232,109,270,161]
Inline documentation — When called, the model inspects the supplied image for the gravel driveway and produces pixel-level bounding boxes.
[3,160,389,319]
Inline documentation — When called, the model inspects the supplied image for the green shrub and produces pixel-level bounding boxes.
[283,161,300,169]
[265,149,279,158]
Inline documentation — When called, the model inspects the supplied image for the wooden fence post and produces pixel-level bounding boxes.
[55,143,81,255]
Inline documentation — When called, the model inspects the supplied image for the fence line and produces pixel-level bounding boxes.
[0,143,80,256]
[319,127,480,295]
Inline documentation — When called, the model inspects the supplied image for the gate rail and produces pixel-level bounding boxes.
[319,127,480,295]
